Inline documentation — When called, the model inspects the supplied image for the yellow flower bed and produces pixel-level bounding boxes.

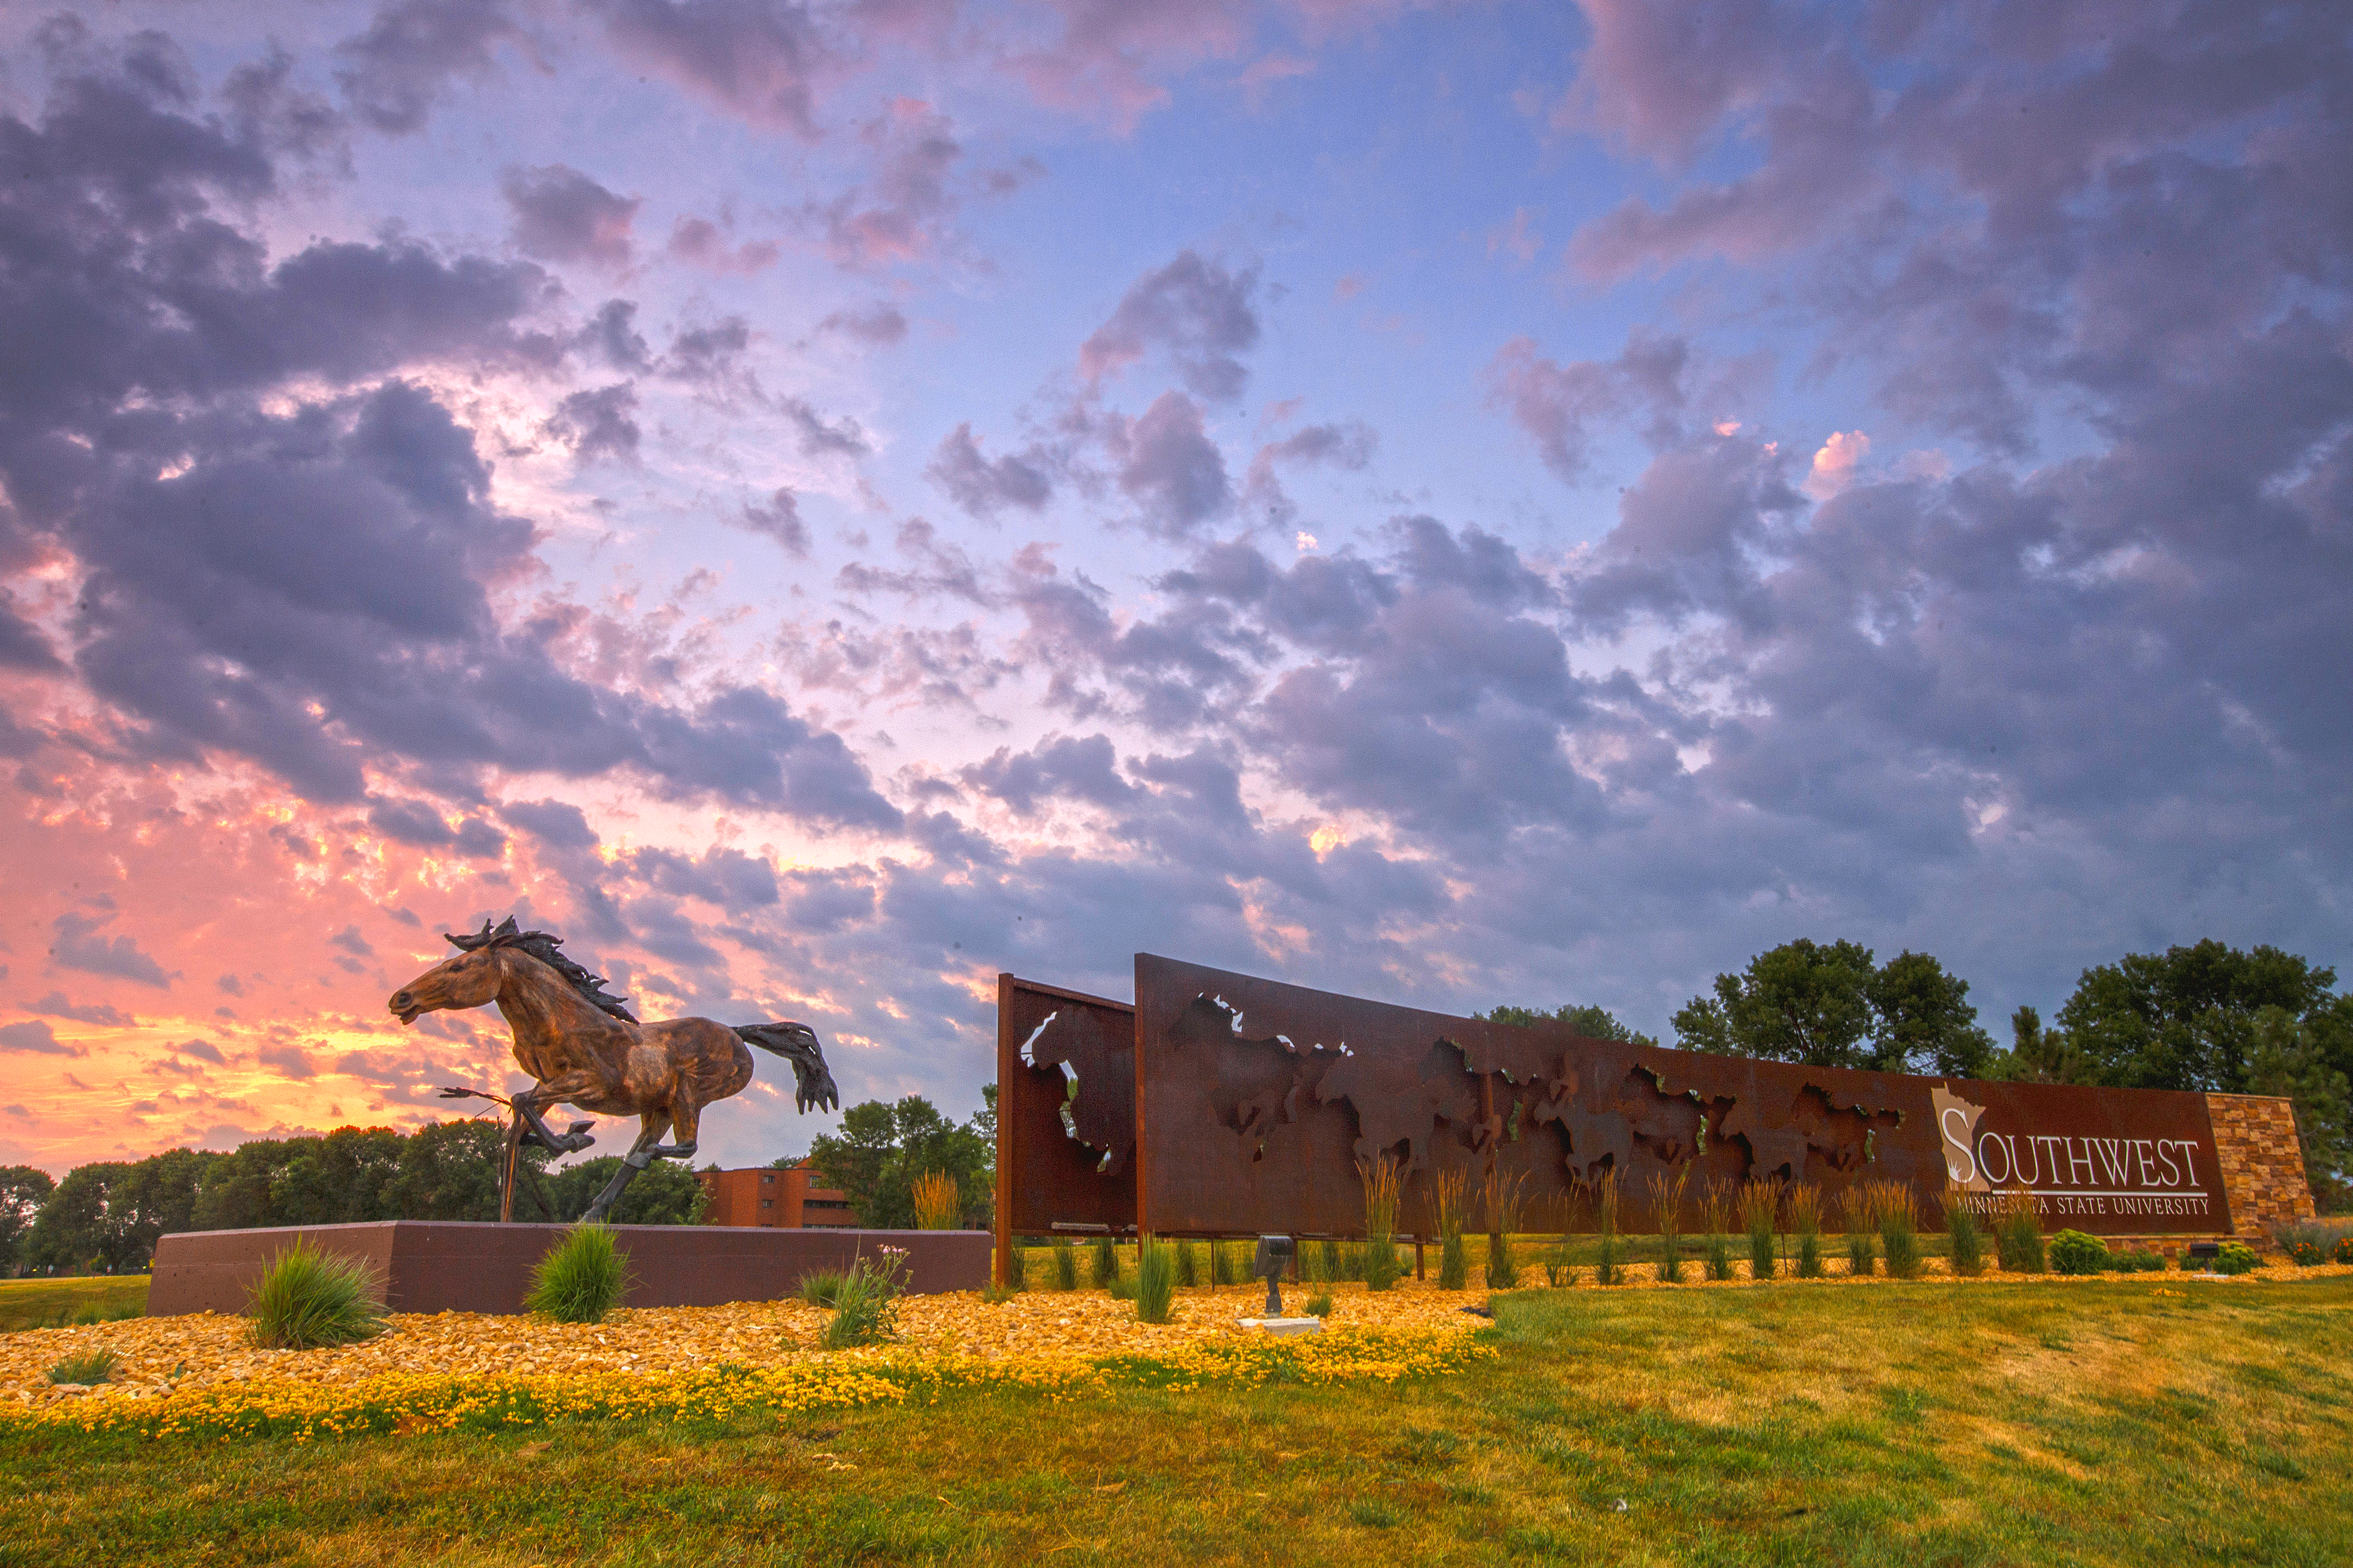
[0,1282,1492,1442]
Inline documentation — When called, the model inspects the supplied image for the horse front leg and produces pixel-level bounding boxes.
[512,1071,603,1155]
[581,1115,670,1223]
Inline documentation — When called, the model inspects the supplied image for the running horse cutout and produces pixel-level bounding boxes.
[388,917,839,1222]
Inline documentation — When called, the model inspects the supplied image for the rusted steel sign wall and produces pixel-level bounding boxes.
[1128,955,2233,1239]
[998,955,2239,1266]
[992,975,1137,1266]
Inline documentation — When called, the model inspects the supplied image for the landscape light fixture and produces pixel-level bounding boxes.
[1252,1233,1295,1317]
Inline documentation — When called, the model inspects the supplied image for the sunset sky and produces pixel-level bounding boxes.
[3,1,2347,1178]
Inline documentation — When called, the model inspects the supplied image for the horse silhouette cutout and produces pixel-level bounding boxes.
[388,917,839,1222]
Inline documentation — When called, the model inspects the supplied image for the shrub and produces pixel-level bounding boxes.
[911,1171,960,1230]
[1789,1183,1824,1279]
[1304,1290,1334,1317]
[799,1267,846,1307]
[1741,1177,1778,1280]
[1363,1154,1407,1292]
[1432,1167,1470,1290]
[1872,1181,1922,1279]
[46,1349,119,1386]
[2112,1249,2166,1272]
[1702,1180,1737,1282]
[1944,1190,1987,1277]
[1134,1239,1177,1324]
[2049,1228,2109,1275]
[1650,1165,1691,1283]
[2212,1241,2259,1276]
[1052,1240,1078,1291]
[1837,1186,1875,1277]
[1994,1190,2045,1274]
[819,1249,905,1349]
[2335,1237,2353,1266]
[526,1224,630,1323]
[248,1240,388,1350]
[1089,1235,1118,1289]
[1593,1170,1623,1286]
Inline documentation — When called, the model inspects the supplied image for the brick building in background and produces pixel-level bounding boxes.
[698,1162,858,1228]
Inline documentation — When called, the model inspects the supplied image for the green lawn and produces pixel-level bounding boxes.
[5,1274,2349,1566]
[0,1277,147,1333]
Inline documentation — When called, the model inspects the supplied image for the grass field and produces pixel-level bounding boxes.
[0,1277,147,1333]
[5,1272,2349,1566]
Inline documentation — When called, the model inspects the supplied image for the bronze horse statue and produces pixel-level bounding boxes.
[388,917,838,1222]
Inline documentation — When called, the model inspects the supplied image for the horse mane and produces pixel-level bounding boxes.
[445,916,640,1024]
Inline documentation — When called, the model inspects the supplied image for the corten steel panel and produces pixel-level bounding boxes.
[147,1222,990,1317]
[1131,954,2234,1239]
[995,975,1138,1273]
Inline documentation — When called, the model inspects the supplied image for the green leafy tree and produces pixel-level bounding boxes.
[1674,939,1879,1068]
[0,1166,55,1276]
[1866,950,1995,1076]
[2051,940,2337,1093]
[808,1092,995,1229]
[2247,1005,2351,1212]
[385,1119,542,1220]
[23,1150,215,1273]
[1673,940,1992,1076]
[1478,1004,1659,1050]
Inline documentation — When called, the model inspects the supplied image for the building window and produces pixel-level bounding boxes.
[760,1198,773,1208]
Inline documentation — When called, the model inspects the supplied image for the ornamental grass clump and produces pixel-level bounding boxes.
[1702,1179,1736,1282]
[1481,1166,1525,1290]
[1211,1239,1238,1288]
[1051,1239,1079,1290]
[1837,1186,1877,1276]
[1362,1154,1405,1291]
[818,1248,904,1350]
[46,1348,119,1386]
[1432,1166,1471,1290]
[1649,1165,1691,1283]
[1593,1170,1624,1286]
[1134,1238,1178,1324]
[1871,1180,1922,1279]
[1304,1290,1334,1318]
[248,1240,388,1350]
[1944,1187,1987,1276]
[1787,1182,1824,1278]
[799,1267,846,1307]
[1994,1186,2045,1273]
[1000,1243,1025,1291]
[1089,1235,1118,1290]
[1741,1177,1779,1281]
[526,1223,631,1323]
[911,1171,960,1230]
[1177,1239,1202,1287]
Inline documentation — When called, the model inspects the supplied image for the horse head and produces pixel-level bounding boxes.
[387,918,518,1024]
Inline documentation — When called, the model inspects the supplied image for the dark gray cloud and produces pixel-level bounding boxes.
[178,1037,226,1064]
[927,423,1053,516]
[735,488,811,557]
[50,913,174,989]
[24,992,134,1027]
[501,797,600,848]
[501,164,641,267]
[0,42,901,835]
[961,733,1135,817]
[816,302,908,345]
[336,0,524,135]
[0,1020,82,1056]
[589,0,832,138]
[546,381,642,463]
[1081,251,1261,401]
[1116,392,1229,538]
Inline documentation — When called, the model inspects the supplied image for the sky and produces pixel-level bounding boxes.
[2,0,2348,1179]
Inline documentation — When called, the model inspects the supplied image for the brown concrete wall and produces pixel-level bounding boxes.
[147,1222,989,1317]
[2205,1092,2318,1242]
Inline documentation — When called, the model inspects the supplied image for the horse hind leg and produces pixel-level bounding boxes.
[582,1115,670,1223]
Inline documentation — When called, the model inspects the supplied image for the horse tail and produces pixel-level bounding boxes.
[735,1022,841,1115]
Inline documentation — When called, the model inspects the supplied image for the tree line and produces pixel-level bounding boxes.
[0,1120,705,1276]
[1499,936,2350,1212]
